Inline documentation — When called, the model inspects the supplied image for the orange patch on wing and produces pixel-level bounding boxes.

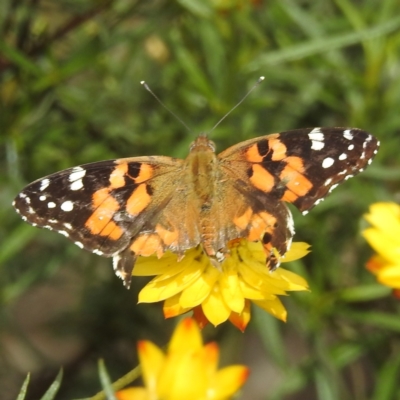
[233,207,253,230]
[130,234,163,257]
[286,173,313,196]
[285,156,304,172]
[245,144,264,162]
[92,187,111,208]
[86,188,123,239]
[247,212,277,241]
[85,198,123,240]
[280,161,312,197]
[109,163,128,188]
[250,164,275,192]
[282,189,298,203]
[99,220,124,240]
[156,224,178,247]
[134,164,154,183]
[126,184,151,216]
[269,139,287,161]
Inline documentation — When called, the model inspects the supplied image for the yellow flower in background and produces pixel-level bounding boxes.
[116,318,249,400]
[133,240,310,331]
[362,202,400,289]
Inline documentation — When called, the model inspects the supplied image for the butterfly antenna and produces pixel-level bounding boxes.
[210,76,265,132]
[141,81,193,134]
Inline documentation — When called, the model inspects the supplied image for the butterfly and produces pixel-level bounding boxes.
[13,127,379,288]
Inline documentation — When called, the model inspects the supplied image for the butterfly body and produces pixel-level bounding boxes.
[13,128,379,288]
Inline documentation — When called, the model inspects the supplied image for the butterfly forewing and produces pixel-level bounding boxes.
[13,157,182,256]
[219,127,379,213]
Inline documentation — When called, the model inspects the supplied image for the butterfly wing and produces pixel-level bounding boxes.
[218,128,379,213]
[217,127,379,265]
[13,156,197,286]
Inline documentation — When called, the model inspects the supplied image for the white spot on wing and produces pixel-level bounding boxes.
[59,230,69,237]
[329,184,339,192]
[343,130,353,140]
[61,201,74,212]
[324,178,332,186]
[75,241,84,249]
[70,180,84,191]
[47,202,56,208]
[40,179,50,191]
[348,144,355,151]
[286,211,295,235]
[93,249,104,256]
[322,157,334,168]
[338,153,347,160]
[69,168,86,182]
[113,254,121,271]
[64,222,73,229]
[308,128,325,150]
[39,195,46,201]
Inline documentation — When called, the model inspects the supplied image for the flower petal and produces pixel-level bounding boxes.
[158,349,207,400]
[163,294,192,318]
[376,264,400,288]
[210,366,249,399]
[273,268,309,291]
[138,262,205,302]
[193,306,209,329]
[229,300,251,332]
[116,387,150,400]
[137,340,165,394]
[362,227,400,264]
[281,242,311,262]
[220,260,245,313]
[253,297,287,322]
[364,202,400,237]
[169,318,202,353]
[202,287,231,326]
[180,265,219,308]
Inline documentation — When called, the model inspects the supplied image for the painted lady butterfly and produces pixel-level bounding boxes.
[13,127,379,288]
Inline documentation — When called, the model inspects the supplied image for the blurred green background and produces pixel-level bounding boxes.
[1,0,400,399]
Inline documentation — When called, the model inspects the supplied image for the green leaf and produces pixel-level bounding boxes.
[372,352,400,400]
[40,369,63,400]
[0,39,42,75]
[175,0,213,18]
[98,359,117,400]
[339,284,391,302]
[247,14,400,69]
[16,374,30,400]
[344,311,400,332]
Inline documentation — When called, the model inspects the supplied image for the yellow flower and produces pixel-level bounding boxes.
[116,318,249,400]
[133,240,310,330]
[362,202,400,288]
